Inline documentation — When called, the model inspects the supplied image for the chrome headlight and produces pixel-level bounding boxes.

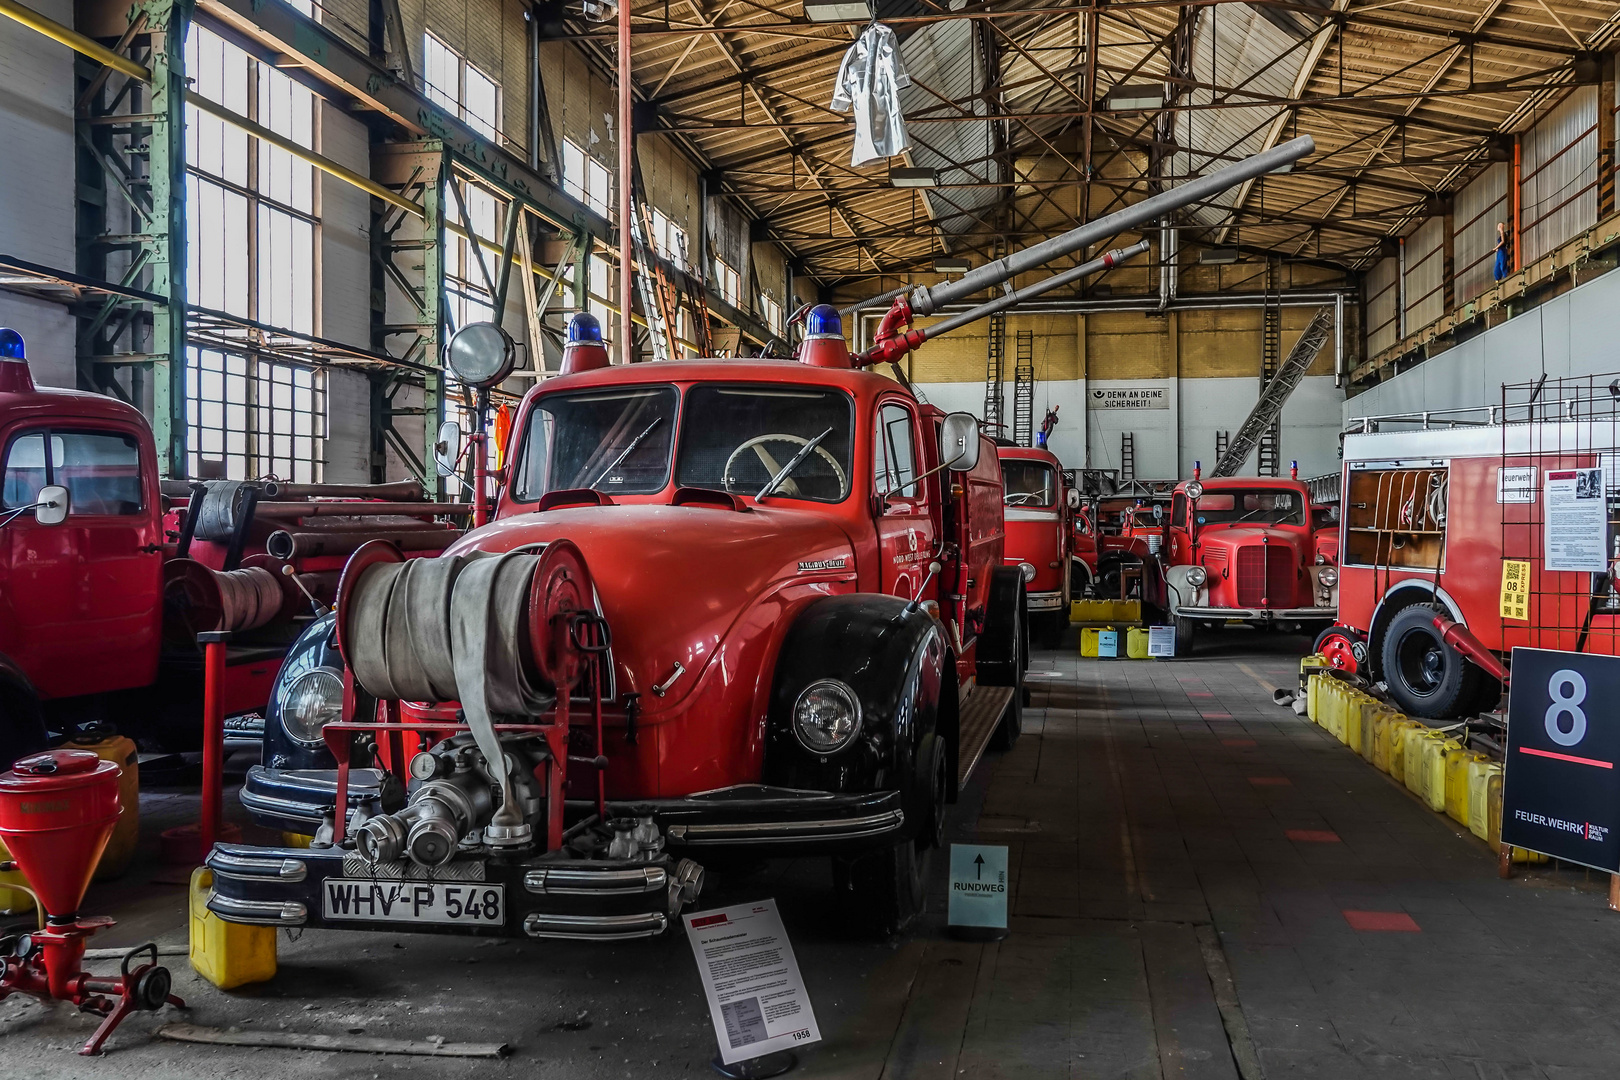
[1018,562,1037,583]
[1317,565,1338,587]
[1185,481,1204,501]
[792,679,861,755]
[1186,565,1208,588]
[281,668,344,747]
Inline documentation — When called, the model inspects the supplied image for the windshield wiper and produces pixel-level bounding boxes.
[591,415,664,488]
[757,428,834,501]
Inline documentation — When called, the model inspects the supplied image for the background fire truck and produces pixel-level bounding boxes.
[1328,373,1620,720]
[999,444,1077,646]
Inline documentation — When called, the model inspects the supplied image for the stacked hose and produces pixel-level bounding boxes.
[215,566,284,632]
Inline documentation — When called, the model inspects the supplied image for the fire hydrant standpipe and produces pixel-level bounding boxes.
[0,750,184,1055]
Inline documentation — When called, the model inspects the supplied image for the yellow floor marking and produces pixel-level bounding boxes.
[1237,663,1278,694]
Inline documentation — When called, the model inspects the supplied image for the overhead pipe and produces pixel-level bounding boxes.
[860,242,1151,365]
[864,135,1315,316]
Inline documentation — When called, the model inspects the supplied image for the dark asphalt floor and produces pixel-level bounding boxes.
[3,626,1616,1077]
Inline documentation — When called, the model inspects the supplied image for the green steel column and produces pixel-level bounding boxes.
[137,0,193,478]
[572,232,591,314]
[421,143,447,497]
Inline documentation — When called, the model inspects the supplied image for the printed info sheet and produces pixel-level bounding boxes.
[684,900,822,1064]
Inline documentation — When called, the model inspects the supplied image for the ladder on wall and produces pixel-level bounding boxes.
[678,233,715,356]
[1215,430,1229,462]
[1256,260,1283,476]
[1121,432,1136,481]
[627,206,672,364]
[1013,329,1035,446]
[984,311,1006,437]
[1212,305,1334,477]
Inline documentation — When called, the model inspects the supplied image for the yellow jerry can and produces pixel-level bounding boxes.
[1402,728,1439,796]
[1482,772,1550,864]
[1444,749,1485,827]
[1126,627,1151,659]
[1341,693,1362,749]
[1383,718,1420,776]
[68,733,140,880]
[1420,737,1461,813]
[190,867,278,989]
[1080,626,1106,657]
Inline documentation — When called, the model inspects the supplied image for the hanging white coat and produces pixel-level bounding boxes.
[830,24,911,167]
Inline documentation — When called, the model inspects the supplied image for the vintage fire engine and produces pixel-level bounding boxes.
[1161,464,1338,654]
[206,136,1313,940]
[998,444,1077,645]
[1318,376,1620,719]
[0,329,464,765]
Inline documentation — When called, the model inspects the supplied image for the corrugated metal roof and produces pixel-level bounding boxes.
[900,18,1000,239]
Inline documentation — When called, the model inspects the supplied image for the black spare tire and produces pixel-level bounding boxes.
[1379,604,1482,719]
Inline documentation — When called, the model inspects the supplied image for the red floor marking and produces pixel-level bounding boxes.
[1201,711,1234,720]
[1342,910,1421,932]
[1249,776,1291,786]
[1188,691,1215,697]
[1286,829,1341,843]
[1222,739,1257,748]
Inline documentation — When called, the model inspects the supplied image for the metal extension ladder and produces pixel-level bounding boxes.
[1212,304,1335,477]
[984,310,1006,437]
[1013,329,1034,446]
[1256,261,1282,476]
[1121,432,1136,481]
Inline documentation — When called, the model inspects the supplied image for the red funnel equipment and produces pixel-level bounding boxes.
[0,750,184,1054]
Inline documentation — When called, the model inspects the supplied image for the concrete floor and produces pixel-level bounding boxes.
[5,627,1619,1077]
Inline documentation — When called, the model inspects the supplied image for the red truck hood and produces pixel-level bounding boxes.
[442,503,856,712]
[1197,525,1309,554]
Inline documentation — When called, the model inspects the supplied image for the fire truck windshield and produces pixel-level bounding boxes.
[513,385,678,500]
[676,385,854,503]
[1192,489,1304,526]
[1001,460,1056,508]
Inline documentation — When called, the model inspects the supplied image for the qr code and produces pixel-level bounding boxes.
[720,997,767,1048]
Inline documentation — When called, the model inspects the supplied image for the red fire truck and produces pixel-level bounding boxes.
[0,329,463,764]
[998,445,1077,645]
[1320,379,1620,719]
[1161,466,1338,654]
[209,308,1028,937]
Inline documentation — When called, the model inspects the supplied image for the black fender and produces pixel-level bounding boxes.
[763,595,948,834]
[260,611,346,771]
[978,566,1026,687]
[0,653,46,772]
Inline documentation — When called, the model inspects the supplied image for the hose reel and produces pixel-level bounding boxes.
[335,540,601,850]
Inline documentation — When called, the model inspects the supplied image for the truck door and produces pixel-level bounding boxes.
[0,425,162,700]
[872,400,934,599]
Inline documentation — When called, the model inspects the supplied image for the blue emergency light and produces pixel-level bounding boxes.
[567,312,603,344]
[0,329,23,360]
[804,304,842,338]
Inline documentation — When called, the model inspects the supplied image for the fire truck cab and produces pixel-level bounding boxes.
[1162,469,1338,654]
[998,445,1076,646]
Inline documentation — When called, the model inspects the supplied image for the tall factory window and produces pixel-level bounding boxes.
[184,25,325,483]
[423,33,499,139]
[562,140,612,219]
[445,178,499,330]
[652,208,689,270]
[714,258,740,307]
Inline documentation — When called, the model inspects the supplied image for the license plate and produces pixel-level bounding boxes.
[322,879,505,926]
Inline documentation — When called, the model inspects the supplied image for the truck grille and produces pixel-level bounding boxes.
[1235,545,1290,607]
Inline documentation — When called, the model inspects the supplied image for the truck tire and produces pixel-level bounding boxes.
[1175,615,1197,657]
[0,677,47,772]
[1380,604,1483,720]
[978,567,1026,688]
[836,734,942,936]
[990,662,1024,750]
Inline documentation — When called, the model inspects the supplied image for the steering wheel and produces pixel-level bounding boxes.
[1004,491,1044,506]
[723,434,848,499]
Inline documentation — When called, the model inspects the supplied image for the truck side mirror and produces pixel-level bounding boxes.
[435,420,462,478]
[34,485,68,526]
[1066,488,1081,510]
[940,413,980,472]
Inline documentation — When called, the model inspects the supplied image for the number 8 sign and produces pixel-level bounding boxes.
[1503,648,1620,872]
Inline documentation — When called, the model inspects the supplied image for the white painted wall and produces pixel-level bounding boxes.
[0,0,76,388]
[1344,268,1620,424]
[915,374,1344,481]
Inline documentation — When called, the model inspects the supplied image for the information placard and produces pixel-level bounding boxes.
[1501,647,1620,872]
[1543,468,1608,573]
[685,900,821,1065]
[947,844,1008,928]
[1147,625,1176,657]
[1499,560,1530,621]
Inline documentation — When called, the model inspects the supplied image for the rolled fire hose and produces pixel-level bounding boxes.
[345,551,555,845]
[215,565,283,631]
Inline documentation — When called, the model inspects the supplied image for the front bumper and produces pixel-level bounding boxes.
[205,843,703,941]
[1026,590,1064,612]
[1175,606,1336,622]
[239,771,907,858]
